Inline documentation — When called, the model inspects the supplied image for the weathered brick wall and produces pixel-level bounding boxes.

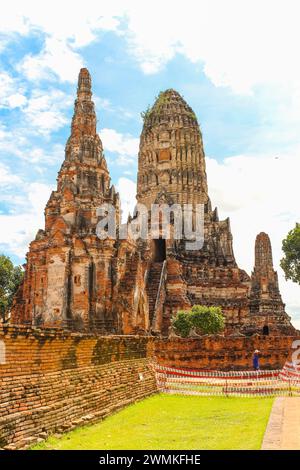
[0,326,157,449]
[155,335,298,370]
[1,325,298,449]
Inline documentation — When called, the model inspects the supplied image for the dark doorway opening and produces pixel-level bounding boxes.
[262,325,269,336]
[152,239,166,262]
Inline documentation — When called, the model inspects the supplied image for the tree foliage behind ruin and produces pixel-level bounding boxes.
[0,254,23,321]
[280,223,300,285]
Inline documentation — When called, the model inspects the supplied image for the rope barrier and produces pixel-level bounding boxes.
[155,363,300,397]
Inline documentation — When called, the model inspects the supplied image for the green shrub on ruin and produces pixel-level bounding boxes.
[171,305,225,337]
[189,305,225,335]
[171,310,192,337]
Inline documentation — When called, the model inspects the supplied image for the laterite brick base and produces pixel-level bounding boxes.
[0,326,298,449]
[155,335,298,370]
[0,326,157,449]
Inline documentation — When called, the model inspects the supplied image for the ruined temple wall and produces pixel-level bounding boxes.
[0,326,157,449]
[186,284,250,326]
[0,325,298,449]
[155,336,298,371]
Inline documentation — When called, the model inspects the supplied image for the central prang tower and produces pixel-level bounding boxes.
[135,89,252,334]
[137,89,209,208]
[137,90,238,265]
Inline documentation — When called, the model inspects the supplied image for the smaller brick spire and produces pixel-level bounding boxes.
[254,232,274,274]
[249,231,295,335]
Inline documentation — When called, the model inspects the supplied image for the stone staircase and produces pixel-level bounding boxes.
[146,262,164,324]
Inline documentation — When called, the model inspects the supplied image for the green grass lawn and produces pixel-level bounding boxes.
[32,394,273,450]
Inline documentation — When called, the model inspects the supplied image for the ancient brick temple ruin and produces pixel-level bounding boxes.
[249,232,294,335]
[11,68,295,336]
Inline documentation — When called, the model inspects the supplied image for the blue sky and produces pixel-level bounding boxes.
[0,0,299,325]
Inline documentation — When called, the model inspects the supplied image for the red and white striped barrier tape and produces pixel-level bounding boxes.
[155,363,300,397]
[156,364,280,379]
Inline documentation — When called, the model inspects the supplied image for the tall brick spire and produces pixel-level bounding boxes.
[65,68,104,166]
[11,68,119,330]
[77,67,92,99]
[70,68,97,139]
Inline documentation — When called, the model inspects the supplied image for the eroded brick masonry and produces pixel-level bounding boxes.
[0,325,297,448]
[0,326,157,449]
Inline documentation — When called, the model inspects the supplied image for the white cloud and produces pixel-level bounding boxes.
[20,144,65,165]
[2,0,300,97]
[23,88,71,134]
[0,124,12,142]
[19,37,84,83]
[0,7,29,36]
[0,163,22,186]
[1,1,121,83]
[121,0,300,95]
[0,182,53,259]
[4,1,121,46]
[93,96,137,122]
[206,152,300,324]
[0,72,27,109]
[0,126,32,163]
[0,0,298,110]
[0,121,64,164]
[116,177,137,222]
[94,96,112,111]
[100,128,139,165]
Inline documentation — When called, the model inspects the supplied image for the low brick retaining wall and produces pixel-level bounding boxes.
[155,335,298,370]
[0,326,157,449]
[0,326,298,449]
